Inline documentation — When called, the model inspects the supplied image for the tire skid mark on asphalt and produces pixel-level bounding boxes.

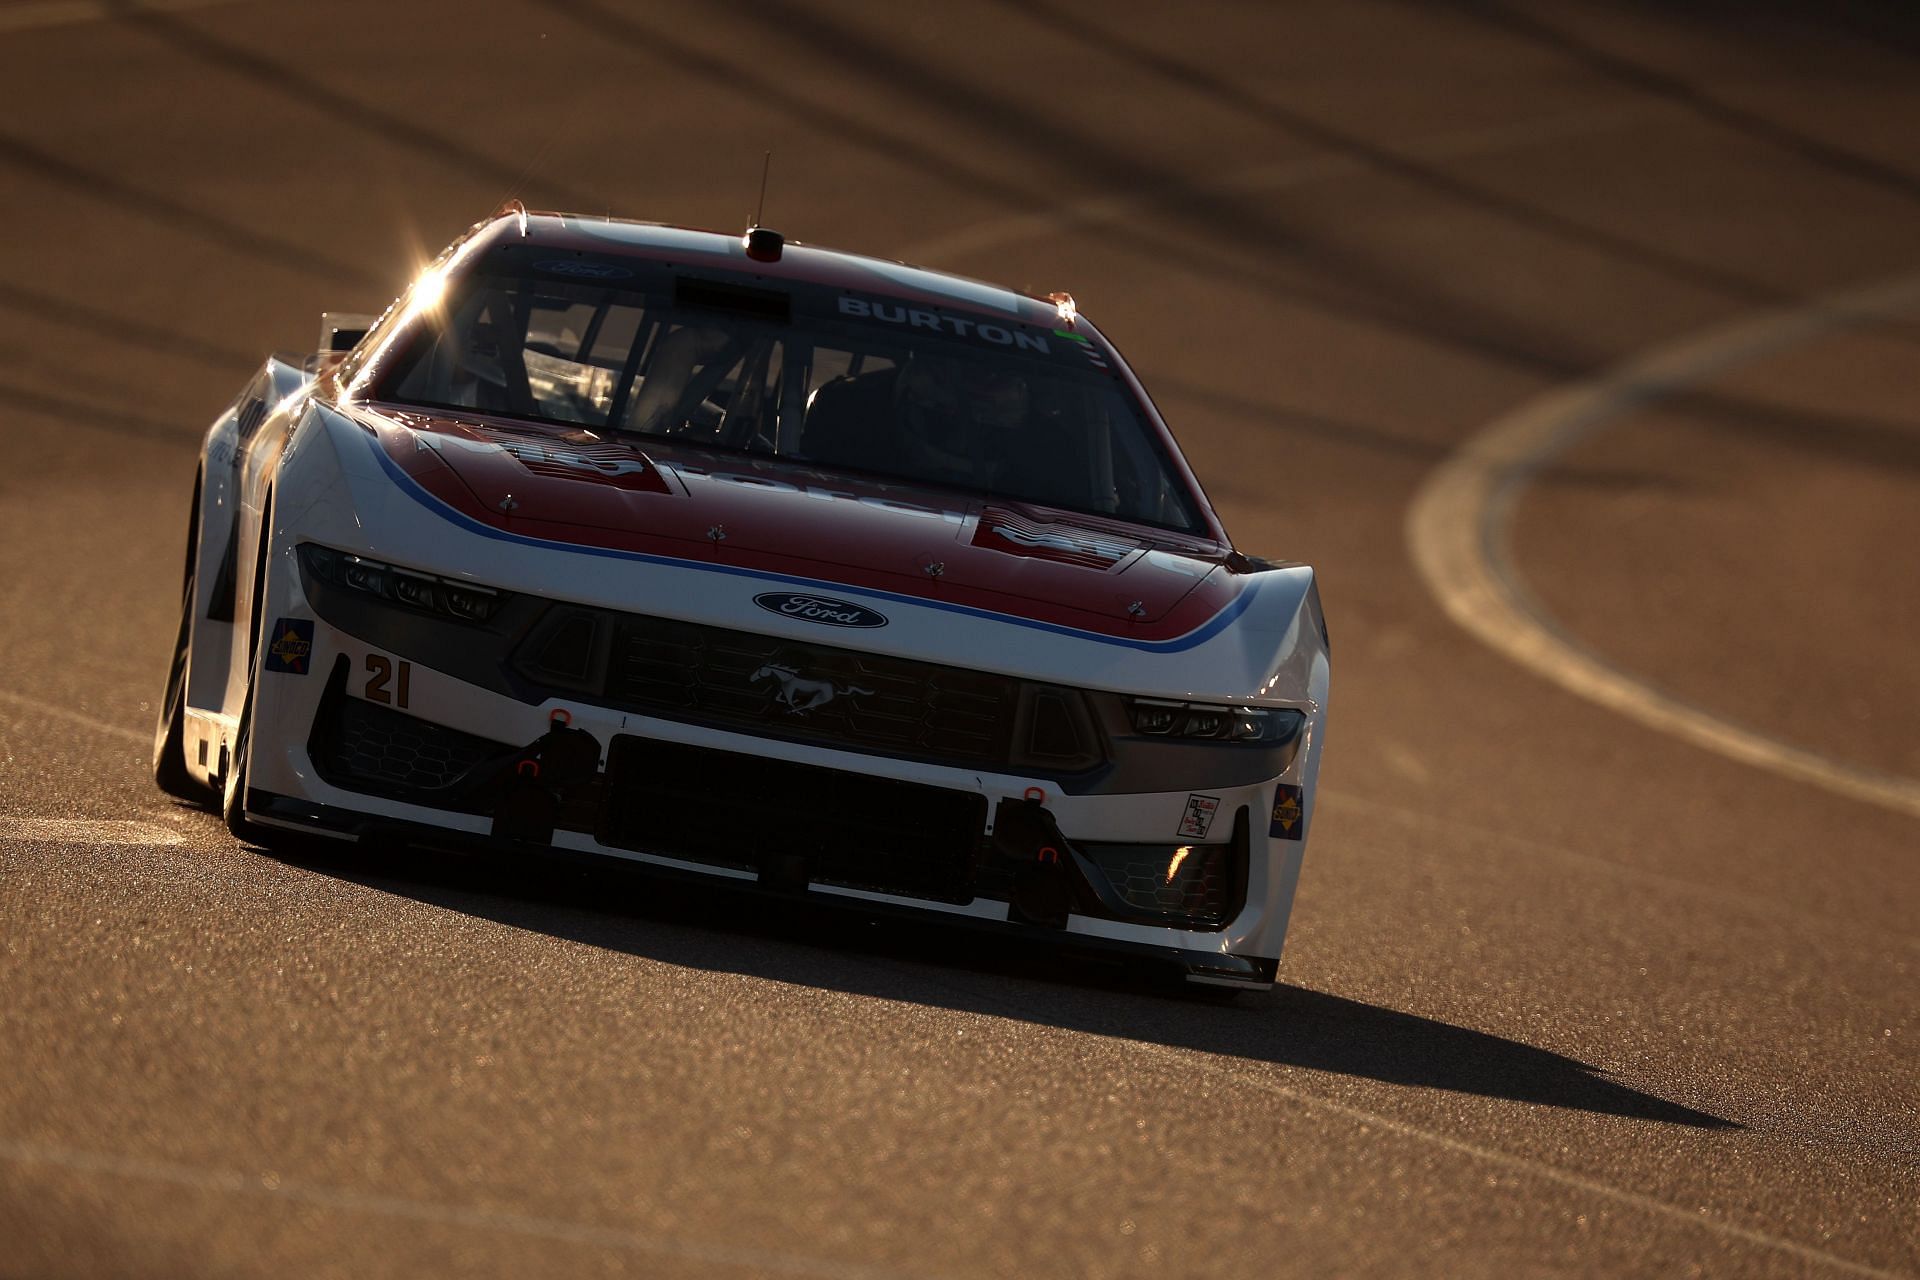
[1123,1044,1910,1280]
[0,1138,936,1280]
[0,0,241,37]
[854,946,1907,1278]
[900,105,1651,266]
[0,688,146,745]
[1318,788,1920,951]
[1,825,1901,1280]
[0,816,181,845]
[1407,271,1920,822]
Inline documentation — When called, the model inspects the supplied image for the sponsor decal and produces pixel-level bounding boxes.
[753,592,888,629]
[1269,783,1305,840]
[1178,793,1220,840]
[751,663,873,715]
[535,258,634,280]
[1050,327,1110,369]
[264,617,314,674]
[854,259,1026,314]
[837,295,1052,353]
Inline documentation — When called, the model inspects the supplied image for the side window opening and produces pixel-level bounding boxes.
[620,323,786,447]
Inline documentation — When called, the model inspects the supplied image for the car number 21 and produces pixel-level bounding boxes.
[365,654,411,708]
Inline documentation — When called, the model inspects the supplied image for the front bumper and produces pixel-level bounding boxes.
[243,563,1315,987]
[244,783,1280,989]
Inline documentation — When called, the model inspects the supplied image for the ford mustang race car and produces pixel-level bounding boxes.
[153,206,1330,989]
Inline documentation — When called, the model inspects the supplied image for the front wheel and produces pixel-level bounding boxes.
[221,685,262,843]
[222,494,273,846]
[154,474,213,803]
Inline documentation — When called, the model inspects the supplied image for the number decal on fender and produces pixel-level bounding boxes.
[364,654,412,708]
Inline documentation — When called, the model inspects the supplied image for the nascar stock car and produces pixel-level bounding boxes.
[152,206,1329,989]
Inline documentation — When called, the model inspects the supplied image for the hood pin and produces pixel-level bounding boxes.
[1126,600,1147,619]
[708,524,727,543]
[923,560,945,579]
[497,493,519,512]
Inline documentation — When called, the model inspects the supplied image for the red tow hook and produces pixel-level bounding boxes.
[490,710,601,846]
[992,795,1079,929]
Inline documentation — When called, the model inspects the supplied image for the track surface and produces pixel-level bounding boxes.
[2,3,1917,1275]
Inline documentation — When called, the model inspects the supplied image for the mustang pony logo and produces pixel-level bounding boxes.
[751,664,873,715]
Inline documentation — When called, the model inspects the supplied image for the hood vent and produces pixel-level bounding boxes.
[973,508,1139,571]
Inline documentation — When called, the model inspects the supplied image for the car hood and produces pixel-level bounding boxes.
[353,404,1241,636]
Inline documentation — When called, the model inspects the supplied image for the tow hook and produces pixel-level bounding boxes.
[991,795,1082,929]
[490,709,601,845]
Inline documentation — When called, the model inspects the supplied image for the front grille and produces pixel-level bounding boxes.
[517,607,1052,770]
[598,735,987,902]
[313,694,511,800]
[1078,841,1239,926]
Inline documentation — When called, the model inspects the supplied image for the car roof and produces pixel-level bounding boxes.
[488,212,1070,329]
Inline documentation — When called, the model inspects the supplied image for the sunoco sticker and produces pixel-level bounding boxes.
[1269,784,1304,840]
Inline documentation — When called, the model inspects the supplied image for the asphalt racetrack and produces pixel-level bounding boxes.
[2,2,1917,1275]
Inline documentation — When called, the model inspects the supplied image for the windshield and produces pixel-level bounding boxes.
[375,269,1206,533]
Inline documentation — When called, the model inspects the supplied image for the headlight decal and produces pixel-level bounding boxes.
[1125,697,1306,745]
[298,543,507,624]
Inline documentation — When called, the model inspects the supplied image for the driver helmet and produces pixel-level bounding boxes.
[898,351,1029,468]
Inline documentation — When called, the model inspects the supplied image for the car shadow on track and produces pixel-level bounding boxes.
[260,837,1738,1131]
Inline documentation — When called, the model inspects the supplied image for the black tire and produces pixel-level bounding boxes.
[154,473,213,803]
[221,685,261,843]
[222,495,272,846]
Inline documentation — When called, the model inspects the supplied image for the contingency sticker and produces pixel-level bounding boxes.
[265,618,314,674]
[1269,784,1305,840]
[1178,793,1220,839]
[1053,328,1111,370]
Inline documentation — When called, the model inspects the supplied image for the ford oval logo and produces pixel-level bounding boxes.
[535,259,633,279]
[754,592,889,629]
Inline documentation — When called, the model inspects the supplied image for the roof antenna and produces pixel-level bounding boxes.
[742,150,784,262]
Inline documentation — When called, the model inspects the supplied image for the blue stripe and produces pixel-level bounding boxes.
[362,426,1257,652]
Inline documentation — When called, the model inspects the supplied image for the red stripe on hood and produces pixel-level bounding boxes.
[361,405,1242,639]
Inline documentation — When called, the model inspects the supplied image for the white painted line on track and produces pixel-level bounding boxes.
[1133,1044,1911,1280]
[887,946,1908,1278]
[1407,271,1920,822]
[0,688,146,744]
[0,816,181,845]
[0,0,240,36]
[0,1137,933,1280]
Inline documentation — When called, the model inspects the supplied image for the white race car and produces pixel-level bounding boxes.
[153,208,1330,989]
